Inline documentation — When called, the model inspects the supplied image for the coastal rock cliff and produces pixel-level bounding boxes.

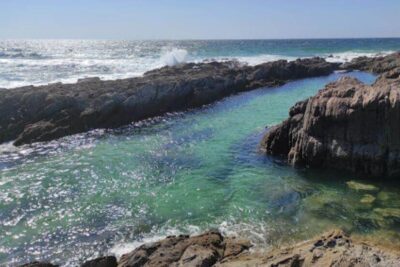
[0,58,337,146]
[261,68,400,177]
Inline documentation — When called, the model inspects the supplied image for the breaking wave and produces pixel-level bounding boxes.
[160,48,188,66]
[0,51,47,59]
[324,50,395,63]
[0,38,397,89]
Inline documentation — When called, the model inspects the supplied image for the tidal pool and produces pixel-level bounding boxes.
[2,71,399,266]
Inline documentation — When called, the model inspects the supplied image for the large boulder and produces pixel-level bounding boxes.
[261,69,400,178]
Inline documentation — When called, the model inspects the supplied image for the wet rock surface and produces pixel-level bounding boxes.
[261,57,400,177]
[0,58,337,146]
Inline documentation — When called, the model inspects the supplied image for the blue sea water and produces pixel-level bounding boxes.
[0,38,399,88]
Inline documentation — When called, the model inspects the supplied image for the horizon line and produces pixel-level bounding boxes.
[1,37,400,42]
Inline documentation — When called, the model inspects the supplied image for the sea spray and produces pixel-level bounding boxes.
[160,48,188,66]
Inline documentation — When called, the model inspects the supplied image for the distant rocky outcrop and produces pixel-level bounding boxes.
[341,52,400,74]
[261,65,400,177]
[0,58,337,146]
[19,229,400,267]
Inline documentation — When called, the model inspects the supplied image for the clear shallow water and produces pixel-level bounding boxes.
[1,38,400,88]
[2,71,400,266]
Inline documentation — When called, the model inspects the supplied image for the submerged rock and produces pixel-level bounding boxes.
[261,64,400,177]
[0,58,338,146]
[346,181,379,192]
[374,208,400,219]
[360,194,376,204]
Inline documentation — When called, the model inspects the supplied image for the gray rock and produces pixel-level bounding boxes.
[0,58,338,146]
[341,52,400,74]
[261,65,400,177]
[81,256,117,267]
[18,262,58,267]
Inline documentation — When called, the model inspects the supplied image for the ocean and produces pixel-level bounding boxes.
[1,38,400,88]
[1,39,400,266]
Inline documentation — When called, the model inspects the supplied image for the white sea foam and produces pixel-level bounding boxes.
[160,48,188,66]
[228,50,395,65]
[108,220,273,259]
[324,50,395,63]
[0,39,396,89]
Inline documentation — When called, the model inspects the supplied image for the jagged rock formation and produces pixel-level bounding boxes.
[218,229,400,267]
[117,231,250,267]
[261,67,400,177]
[341,52,400,74]
[19,230,400,267]
[0,58,337,146]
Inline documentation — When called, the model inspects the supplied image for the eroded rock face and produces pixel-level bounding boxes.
[117,231,251,267]
[261,70,400,177]
[0,58,337,146]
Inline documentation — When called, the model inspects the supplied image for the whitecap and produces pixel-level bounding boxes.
[324,50,395,63]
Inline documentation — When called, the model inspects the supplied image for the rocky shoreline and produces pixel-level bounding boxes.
[262,52,400,177]
[7,53,400,266]
[20,229,400,267]
[0,58,337,146]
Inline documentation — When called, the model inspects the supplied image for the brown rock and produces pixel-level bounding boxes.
[222,237,251,258]
[117,231,249,267]
[179,245,219,267]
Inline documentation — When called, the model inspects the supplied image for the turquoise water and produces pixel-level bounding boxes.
[3,71,400,266]
[1,38,400,88]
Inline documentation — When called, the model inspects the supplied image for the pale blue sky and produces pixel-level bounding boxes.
[1,0,400,39]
